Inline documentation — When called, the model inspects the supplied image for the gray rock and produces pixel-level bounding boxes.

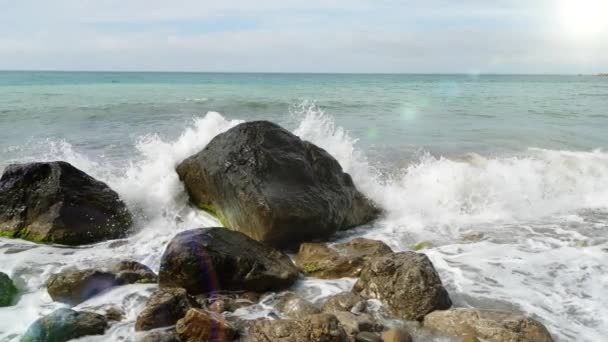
[274,292,321,319]
[47,269,117,306]
[333,311,383,340]
[158,228,299,295]
[0,161,132,245]
[322,292,367,314]
[245,313,348,342]
[176,121,380,248]
[353,252,452,321]
[139,329,180,342]
[20,308,108,342]
[355,331,382,342]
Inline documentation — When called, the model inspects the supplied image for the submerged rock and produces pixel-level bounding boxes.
[0,161,132,245]
[175,308,237,342]
[322,292,367,315]
[353,252,452,321]
[21,308,108,342]
[295,238,393,279]
[46,261,157,305]
[176,121,380,247]
[245,313,348,342]
[0,272,18,307]
[47,269,117,306]
[423,308,554,342]
[274,292,321,319]
[135,287,196,331]
[158,228,299,295]
[381,328,413,342]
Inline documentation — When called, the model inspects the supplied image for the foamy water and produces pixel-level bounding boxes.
[1,107,607,341]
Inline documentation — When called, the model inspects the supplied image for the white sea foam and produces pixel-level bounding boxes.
[1,108,607,341]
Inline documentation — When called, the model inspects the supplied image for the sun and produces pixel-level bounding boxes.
[559,0,608,37]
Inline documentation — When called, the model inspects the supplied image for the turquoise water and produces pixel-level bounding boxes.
[1,72,607,341]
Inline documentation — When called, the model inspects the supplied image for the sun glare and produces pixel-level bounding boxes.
[560,0,608,37]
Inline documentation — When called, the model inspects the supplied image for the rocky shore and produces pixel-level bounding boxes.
[0,121,554,341]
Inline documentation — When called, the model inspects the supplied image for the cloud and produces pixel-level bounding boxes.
[0,0,606,73]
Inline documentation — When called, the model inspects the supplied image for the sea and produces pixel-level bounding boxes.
[0,71,607,341]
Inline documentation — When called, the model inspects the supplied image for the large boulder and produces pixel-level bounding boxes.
[0,272,18,307]
[353,252,452,321]
[176,121,379,247]
[0,161,132,245]
[46,261,156,305]
[21,308,108,342]
[159,228,299,295]
[423,308,554,342]
[135,287,196,331]
[295,238,393,279]
[245,313,348,342]
[175,308,237,342]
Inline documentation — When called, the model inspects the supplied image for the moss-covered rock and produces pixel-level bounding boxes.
[0,161,133,246]
[0,272,17,307]
[176,121,380,248]
[21,308,108,342]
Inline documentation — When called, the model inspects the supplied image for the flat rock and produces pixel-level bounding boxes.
[274,292,321,319]
[295,238,393,279]
[159,228,299,295]
[423,308,554,342]
[0,161,132,245]
[353,252,452,321]
[176,121,380,247]
[245,313,348,342]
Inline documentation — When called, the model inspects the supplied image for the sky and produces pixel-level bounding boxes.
[1,0,607,73]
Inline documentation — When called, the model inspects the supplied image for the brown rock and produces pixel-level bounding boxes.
[274,292,321,319]
[353,252,452,321]
[245,313,348,342]
[423,308,554,342]
[322,292,367,314]
[381,328,413,342]
[176,308,236,342]
[111,260,158,285]
[333,311,383,340]
[295,238,393,279]
[135,288,195,331]
[47,269,117,305]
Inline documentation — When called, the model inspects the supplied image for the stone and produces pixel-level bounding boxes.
[135,287,196,331]
[333,311,383,340]
[0,161,132,245]
[322,292,367,314]
[21,308,108,342]
[353,252,452,321]
[0,272,18,307]
[139,329,180,342]
[423,308,554,342]
[295,238,393,279]
[175,308,237,342]
[158,228,299,295]
[176,121,380,247]
[355,331,382,342]
[245,313,348,342]
[111,260,158,285]
[381,328,413,342]
[274,292,321,319]
[46,269,117,305]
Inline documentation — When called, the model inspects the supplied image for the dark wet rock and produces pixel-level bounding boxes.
[353,252,452,321]
[0,272,18,307]
[176,308,237,342]
[159,228,299,295]
[245,313,348,342]
[322,292,367,314]
[333,311,383,341]
[355,331,382,342]
[111,260,158,285]
[274,292,321,319]
[423,308,554,342]
[135,287,196,331]
[381,328,413,342]
[47,269,117,305]
[176,121,380,248]
[139,329,181,342]
[21,308,108,342]
[0,161,132,245]
[295,238,393,279]
[104,306,125,322]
